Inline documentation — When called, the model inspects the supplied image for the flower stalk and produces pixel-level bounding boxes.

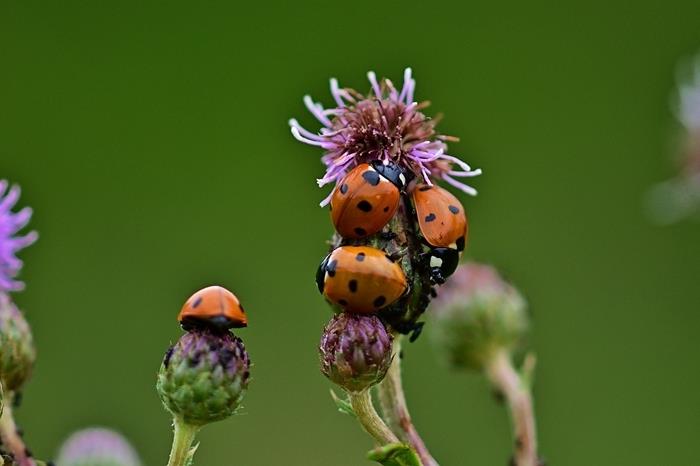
[166,418,199,466]
[485,350,538,466]
[0,393,34,466]
[348,389,399,446]
[376,336,439,466]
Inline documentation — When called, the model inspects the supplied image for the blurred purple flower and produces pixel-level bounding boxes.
[56,428,141,466]
[0,181,38,293]
[290,68,481,206]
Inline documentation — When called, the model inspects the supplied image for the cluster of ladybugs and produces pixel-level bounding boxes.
[316,160,468,320]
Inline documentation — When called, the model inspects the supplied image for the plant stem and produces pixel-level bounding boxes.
[166,417,199,466]
[348,389,399,445]
[0,392,34,466]
[485,350,538,466]
[376,336,439,466]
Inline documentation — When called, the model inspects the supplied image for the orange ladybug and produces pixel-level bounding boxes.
[178,285,248,330]
[412,184,468,252]
[330,161,408,239]
[316,245,407,314]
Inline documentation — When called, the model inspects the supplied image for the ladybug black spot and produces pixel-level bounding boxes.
[383,206,390,212]
[425,213,437,222]
[354,227,367,236]
[357,200,373,212]
[373,296,386,307]
[340,183,349,194]
[362,171,381,186]
[356,252,366,261]
[348,279,358,293]
[448,205,460,214]
[326,259,338,277]
[192,296,203,308]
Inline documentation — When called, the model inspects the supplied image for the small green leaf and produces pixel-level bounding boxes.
[330,389,355,417]
[367,443,422,466]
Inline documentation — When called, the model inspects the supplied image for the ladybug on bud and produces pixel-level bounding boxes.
[178,285,248,331]
[330,161,409,239]
[317,245,408,314]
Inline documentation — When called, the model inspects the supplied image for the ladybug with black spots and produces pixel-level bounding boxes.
[330,161,409,239]
[316,245,408,314]
[412,183,468,283]
[178,285,248,330]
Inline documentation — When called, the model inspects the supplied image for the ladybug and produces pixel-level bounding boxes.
[330,161,408,239]
[412,184,468,252]
[178,285,248,330]
[316,245,407,314]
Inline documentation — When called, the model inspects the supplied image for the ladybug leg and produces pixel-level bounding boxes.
[409,322,425,342]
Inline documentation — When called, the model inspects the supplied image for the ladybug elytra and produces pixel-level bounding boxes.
[317,245,407,314]
[330,161,408,239]
[178,285,248,330]
[412,184,468,252]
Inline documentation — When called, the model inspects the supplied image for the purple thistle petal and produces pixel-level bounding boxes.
[290,68,482,204]
[0,181,38,293]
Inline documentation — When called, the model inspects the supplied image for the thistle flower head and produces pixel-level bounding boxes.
[319,313,393,392]
[429,262,528,371]
[290,68,482,206]
[157,328,250,426]
[56,428,141,466]
[0,293,35,391]
[0,181,38,293]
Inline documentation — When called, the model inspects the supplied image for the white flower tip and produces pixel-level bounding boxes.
[288,118,299,127]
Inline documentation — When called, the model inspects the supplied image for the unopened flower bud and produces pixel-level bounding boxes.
[429,262,528,371]
[319,313,393,392]
[0,293,35,391]
[56,428,141,466]
[157,329,250,426]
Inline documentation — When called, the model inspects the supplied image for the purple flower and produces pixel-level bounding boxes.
[56,428,141,466]
[0,181,38,293]
[290,68,482,206]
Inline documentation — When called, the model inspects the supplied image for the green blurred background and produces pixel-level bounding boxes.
[1,1,699,465]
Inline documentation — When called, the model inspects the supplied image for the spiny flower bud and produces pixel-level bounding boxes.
[319,313,393,392]
[157,328,250,426]
[56,428,141,466]
[429,262,528,371]
[0,293,35,391]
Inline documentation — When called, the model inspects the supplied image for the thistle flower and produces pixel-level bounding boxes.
[0,293,36,391]
[157,328,250,426]
[0,181,38,293]
[56,428,141,466]
[429,262,528,371]
[290,68,482,206]
[319,313,393,393]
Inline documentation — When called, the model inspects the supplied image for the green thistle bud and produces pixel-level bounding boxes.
[319,313,393,393]
[0,293,35,391]
[429,262,528,371]
[157,328,250,426]
[56,428,141,466]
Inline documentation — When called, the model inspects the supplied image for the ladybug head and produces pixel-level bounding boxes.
[370,160,412,191]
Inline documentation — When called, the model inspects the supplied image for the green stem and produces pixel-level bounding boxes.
[485,350,538,466]
[166,417,199,466]
[348,389,399,445]
[376,336,439,466]
[0,392,34,466]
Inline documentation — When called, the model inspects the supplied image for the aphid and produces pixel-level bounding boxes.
[178,285,248,330]
[412,184,468,251]
[330,161,408,239]
[316,245,407,314]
